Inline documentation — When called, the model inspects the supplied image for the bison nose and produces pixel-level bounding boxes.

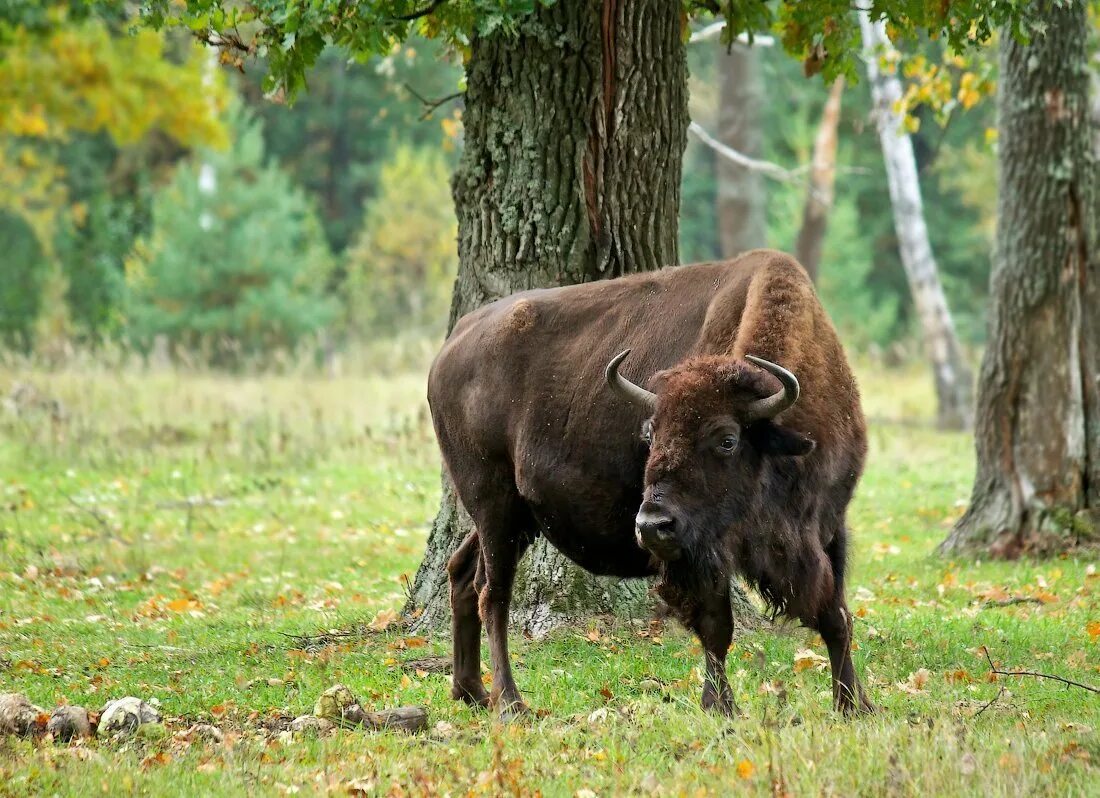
[635,508,682,561]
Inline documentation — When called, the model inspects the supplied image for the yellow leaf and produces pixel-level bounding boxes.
[167,598,200,612]
[1086,620,1100,641]
[793,648,829,673]
[369,608,398,631]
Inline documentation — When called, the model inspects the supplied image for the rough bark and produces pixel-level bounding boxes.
[716,43,766,257]
[859,11,974,431]
[795,78,844,283]
[405,0,758,636]
[942,1,1099,557]
[1091,56,1100,158]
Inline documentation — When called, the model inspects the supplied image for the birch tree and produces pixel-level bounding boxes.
[859,10,974,430]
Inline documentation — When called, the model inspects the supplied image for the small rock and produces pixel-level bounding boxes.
[179,723,224,744]
[433,720,454,738]
[47,706,92,741]
[98,697,161,737]
[587,707,609,725]
[0,693,46,737]
[289,715,335,735]
[314,684,363,725]
[638,679,663,693]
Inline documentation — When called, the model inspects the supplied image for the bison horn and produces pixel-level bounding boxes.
[743,355,800,421]
[605,350,657,413]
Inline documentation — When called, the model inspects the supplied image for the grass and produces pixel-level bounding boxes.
[0,358,1097,796]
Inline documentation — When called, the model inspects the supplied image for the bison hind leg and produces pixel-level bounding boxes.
[447,531,490,707]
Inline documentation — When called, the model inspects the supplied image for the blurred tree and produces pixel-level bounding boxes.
[344,145,457,336]
[860,10,973,430]
[716,43,766,256]
[239,42,462,253]
[0,214,49,348]
[944,1,1099,557]
[794,78,844,283]
[126,111,336,363]
[0,10,226,347]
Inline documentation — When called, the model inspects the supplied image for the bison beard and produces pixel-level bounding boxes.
[427,249,874,717]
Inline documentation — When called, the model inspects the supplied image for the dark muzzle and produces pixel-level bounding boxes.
[635,504,682,561]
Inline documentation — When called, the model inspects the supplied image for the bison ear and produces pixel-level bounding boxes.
[746,421,815,457]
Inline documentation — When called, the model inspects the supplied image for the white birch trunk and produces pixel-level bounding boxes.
[859,10,974,430]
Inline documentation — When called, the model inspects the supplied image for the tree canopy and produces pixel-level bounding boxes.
[132,0,1039,97]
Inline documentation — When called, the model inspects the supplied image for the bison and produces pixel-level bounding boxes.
[428,249,874,717]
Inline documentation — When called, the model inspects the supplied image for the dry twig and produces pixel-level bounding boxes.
[982,646,1100,694]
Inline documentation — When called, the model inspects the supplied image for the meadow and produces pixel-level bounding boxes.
[0,355,1096,796]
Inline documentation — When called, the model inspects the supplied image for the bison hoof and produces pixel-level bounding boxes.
[452,682,490,708]
[495,699,531,723]
[835,689,876,717]
[701,688,736,718]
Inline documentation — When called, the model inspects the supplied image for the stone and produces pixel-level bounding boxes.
[0,693,46,737]
[47,706,92,741]
[98,697,161,737]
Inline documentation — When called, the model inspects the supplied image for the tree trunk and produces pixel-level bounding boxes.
[794,78,844,283]
[942,1,1098,558]
[1091,56,1100,158]
[859,11,974,431]
[716,43,766,257]
[404,1,759,636]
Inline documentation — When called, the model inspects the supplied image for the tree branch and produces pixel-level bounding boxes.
[982,646,1100,694]
[688,122,807,183]
[389,0,447,22]
[689,22,774,46]
[404,84,464,120]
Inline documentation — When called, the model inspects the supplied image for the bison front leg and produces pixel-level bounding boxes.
[697,586,737,716]
[815,599,875,716]
[475,512,533,720]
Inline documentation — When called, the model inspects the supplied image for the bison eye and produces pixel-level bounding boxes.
[717,435,738,453]
[640,420,653,445]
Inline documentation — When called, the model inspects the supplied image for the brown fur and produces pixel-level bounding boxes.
[429,249,873,716]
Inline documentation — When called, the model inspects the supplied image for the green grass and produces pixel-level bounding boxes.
[1,361,1097,797]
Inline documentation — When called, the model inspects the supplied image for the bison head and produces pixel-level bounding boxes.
[606,350,815,566]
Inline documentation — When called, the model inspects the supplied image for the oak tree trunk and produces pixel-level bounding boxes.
[942,1,1099,557]
[716,43,766,257]
[859,11,974,431]
[404,1,759,636]
[794,78,844,283]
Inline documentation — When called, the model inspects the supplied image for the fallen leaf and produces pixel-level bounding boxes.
[369,609,398,632]
[1086,620,1100,641]
[897,668,932,694]
[793,649,829,673]
[167,597,201,613]
[945,669,971,684]
[140,751,172,769]
[346,778,376,796]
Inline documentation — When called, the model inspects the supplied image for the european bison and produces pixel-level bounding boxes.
[428,249,873,717]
